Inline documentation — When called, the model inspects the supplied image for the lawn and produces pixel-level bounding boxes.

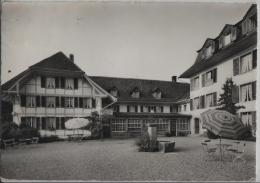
[0,136,255,181]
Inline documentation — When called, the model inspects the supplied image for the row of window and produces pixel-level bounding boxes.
[20,95,96,109]
[41,77,79,90]
[20,116,82,130]
[191,49,256,91]
[191,68,217,91]
[110,118,190,132]
[190,92,217,111]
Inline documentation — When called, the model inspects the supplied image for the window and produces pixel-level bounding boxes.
[157,119,169,131]
[21,117,39,129]
[65,97,74,108]
[191,76,199,91]
[128,119,141,129]
[111,119,126,132]
[241,111,256,136]
[46,117,56,130]
[240,82,256,102]
[46,77,55,89]
[231,27,237,41]
[152,90,162,99]
[155,106,163,113]
[83,98,92,108]
[128,105,137,113]
[110,89,118,97]
[223,34,231,46]
[242,16,257,35]
[233,50,257,76]
[193,97,200,110]
[240,53,253,74]
[65,79,74,89]
[184,104,187,111]
[113,105,119,112]
[177,119,189,131]
[199,95,205,109]
[205,46,212,58]
[26,96,36,107]
[206,92,217,107]
[202,69,217,87]
[141,106,149,113]
[46,97,55,108]
[131,91,140,98]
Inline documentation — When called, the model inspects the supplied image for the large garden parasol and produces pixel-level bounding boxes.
[65,118,90,129]
[201,109,246,139]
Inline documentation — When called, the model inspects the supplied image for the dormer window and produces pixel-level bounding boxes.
[205,46,212,58]
[242,15,257,35]
[219,33,231,49]
[231,27,237,41]
[109,87,118,97]
[131,87,140,98]
[152,88,162,99]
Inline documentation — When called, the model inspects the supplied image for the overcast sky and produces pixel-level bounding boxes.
[1,1,252,83]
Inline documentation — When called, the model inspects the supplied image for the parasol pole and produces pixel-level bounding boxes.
[219,134,222,161]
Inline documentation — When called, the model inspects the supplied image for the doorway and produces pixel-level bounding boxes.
[195,118,200,134]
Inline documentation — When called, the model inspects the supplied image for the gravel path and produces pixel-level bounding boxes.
[0,137,255,181]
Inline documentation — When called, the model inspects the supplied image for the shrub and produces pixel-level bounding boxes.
[1,122,19,140]
[39,135,59,143]
[135,132,151,152]
[17,127,40,139]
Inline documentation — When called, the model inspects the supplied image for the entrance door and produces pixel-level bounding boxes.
[170,119,177,136]
[195,118,200,134]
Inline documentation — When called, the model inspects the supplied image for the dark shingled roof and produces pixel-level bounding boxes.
[90,76,190,103]
[2,52,84,91]
[30,52,82,72]
[179,32,257,78]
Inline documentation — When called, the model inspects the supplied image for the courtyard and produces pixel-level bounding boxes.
[0,136,255,181]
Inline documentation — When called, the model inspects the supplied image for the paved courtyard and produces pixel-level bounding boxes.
[0,137,255,181]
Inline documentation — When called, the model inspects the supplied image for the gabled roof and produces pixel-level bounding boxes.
[30,51,83,72]
[243,4,257,19]
[179,32,256,78]
[90,76,190,103]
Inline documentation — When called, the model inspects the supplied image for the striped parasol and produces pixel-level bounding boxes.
[201,109,246,139]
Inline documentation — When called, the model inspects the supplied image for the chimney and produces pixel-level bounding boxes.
[69,54,74,63]
[172,76,177,83]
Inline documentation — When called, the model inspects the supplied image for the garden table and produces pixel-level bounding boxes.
[215,143,232,161]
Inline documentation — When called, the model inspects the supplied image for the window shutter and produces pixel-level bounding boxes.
[36,96,41,107]
[41,76,46,88]
[200,96,205,109]
[253,49,257,69]
[161,106,164,113]
[61,117,65,129]
[231,27,237,41]
[41,117,46,130]
[140,106,143,112]
[60,77,65,89]
[219,36,223,49]
[92,99,96,108]
[213,69,217,83]
[79,98,83,108]
[252,81,256,100]
[55,77,59,88]
[190,99,193,111]
[213,92,217,106]
[74,78,78,89]
[202,73,206,87]
[233,58,240,76]
[135,106,138,112]
[232,85,239,103]
[242,20,247,35]
[36,117,41,130]
[74,97,78,108]
[41,96,46,107]
[127,106,130,112]
[170,106,173,113]
[56,97,60,107]
[211,41,215,54]
[61,97,65,107]
[55,117,60,130]
[20,95,26,107]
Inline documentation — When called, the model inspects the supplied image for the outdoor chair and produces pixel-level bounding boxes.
[232,143,246,164]
[201,142,217,160]
[2,138,17,149]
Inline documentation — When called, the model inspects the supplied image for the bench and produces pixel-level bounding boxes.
[18,138,32,145]
[2,138,17,148]
[31,137,39,144]
[158,141,176,153]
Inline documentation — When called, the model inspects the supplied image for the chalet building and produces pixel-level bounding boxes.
[90,76,191,137]
[179,4,257,136]
[1,52,115,138]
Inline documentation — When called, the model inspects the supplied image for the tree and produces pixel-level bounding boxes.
[217,78,244,115]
